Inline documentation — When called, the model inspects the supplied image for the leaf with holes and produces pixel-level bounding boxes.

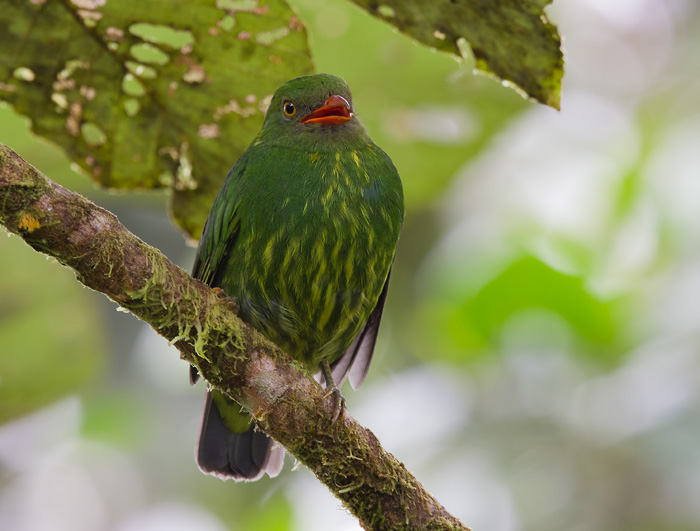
[351,0,563,109]
[0,0,313,238]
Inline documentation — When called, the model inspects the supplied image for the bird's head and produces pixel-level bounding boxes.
[259,74,367,148]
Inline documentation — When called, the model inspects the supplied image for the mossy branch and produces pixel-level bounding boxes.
[0,144,469,531]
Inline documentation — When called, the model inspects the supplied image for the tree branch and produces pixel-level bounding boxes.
[0,144,469,531]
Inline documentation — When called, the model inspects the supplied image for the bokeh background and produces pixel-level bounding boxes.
[2,0,700,529]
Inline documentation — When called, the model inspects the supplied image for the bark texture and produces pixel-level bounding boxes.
[0,143,469,531]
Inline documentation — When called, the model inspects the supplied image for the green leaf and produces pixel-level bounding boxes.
[0,0,313,238]
[467,257,616,348]
[413,256,621,365]
[349,0,563,109]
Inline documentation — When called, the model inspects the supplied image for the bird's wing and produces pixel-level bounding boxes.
[190,157,247,385]
[191,172,242,286]
[331,268,392,390]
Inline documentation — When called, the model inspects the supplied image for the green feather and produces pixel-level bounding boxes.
[192,74,404,480]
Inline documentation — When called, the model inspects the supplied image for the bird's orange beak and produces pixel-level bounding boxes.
[299,95,353,124]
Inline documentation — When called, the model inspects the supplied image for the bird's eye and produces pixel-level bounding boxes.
[283,101,296,118]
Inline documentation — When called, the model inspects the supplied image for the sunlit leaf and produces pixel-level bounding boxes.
[0,0,313,238]
[349,0,563,109]
[412,256,622,365]
[468,257,616,348]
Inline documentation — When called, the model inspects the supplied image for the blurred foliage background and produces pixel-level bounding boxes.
[2,0,700,530]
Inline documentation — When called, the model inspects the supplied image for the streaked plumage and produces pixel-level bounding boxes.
[191,74,404,481]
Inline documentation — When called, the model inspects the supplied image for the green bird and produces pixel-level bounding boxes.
[190,73,404,481]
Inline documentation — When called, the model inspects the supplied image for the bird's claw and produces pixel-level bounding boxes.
[320,361,345,423]
[324,386,346,423]
[210,287,239,314]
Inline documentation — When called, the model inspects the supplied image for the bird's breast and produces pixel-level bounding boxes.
[231,147,400,367]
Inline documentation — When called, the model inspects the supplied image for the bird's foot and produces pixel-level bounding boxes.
[324,386,346,423]
[321,361,345,423]
[210,287,239,314]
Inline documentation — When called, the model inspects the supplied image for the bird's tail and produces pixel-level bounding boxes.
[195,389,285,481]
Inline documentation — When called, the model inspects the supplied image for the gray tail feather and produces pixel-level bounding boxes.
[195,391,284,481]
